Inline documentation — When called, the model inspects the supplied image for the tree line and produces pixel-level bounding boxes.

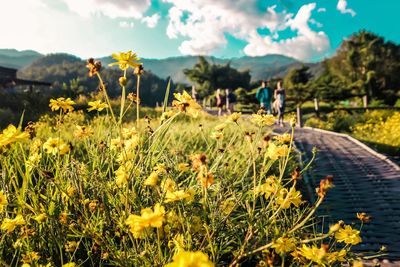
[184,31,400,107]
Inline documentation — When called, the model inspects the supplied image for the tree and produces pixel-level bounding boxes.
[283,65,313,104]
[323,30,400,104]
[183,56,251,98]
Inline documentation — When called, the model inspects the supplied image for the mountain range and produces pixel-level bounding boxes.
[0,48,320,83]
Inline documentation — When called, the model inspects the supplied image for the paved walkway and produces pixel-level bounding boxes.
[275,127,400,261]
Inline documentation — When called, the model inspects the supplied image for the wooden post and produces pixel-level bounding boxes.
[363,95,368,109]
[296,105,303,128]
[314,97,320,118]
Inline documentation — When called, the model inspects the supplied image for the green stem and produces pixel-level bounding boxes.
[120,69,127,125]
[96,73,118,126]
[136,75,141,129]
[289,196,324,234]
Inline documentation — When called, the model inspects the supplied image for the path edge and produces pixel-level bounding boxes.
[302,126,400,172]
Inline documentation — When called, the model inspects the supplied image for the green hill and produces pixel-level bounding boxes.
[0,48,316,83]
[0,49,42,68]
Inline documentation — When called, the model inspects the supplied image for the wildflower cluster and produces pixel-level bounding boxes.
[0,50,374,266]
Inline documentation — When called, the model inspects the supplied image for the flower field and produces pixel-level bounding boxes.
[0,53,372,266]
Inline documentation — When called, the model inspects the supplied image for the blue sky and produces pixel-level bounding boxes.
[0,0,399,62]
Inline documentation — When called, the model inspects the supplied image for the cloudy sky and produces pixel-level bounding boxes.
[0,0,398,62]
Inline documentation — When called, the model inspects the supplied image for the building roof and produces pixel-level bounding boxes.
[0,66,51,87]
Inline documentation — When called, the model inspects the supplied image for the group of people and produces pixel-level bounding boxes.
[215,88,236,116]
[213,80,285,126]
[256,80,286,126]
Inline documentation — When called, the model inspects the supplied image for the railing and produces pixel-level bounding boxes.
[295,97,400,127]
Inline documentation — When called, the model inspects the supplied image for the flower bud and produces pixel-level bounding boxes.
[119,76,127,87]
[134,64,144,75]
[290,117,297,127]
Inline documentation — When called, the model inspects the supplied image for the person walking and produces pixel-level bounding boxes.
[225,88,236,114]
[216,88,223,116]
[274,80,286,126]
[256,80,272,114]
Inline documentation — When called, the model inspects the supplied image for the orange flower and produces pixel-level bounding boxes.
[356,212,371,223]
[317,175,334,198]
[86,58,102,77]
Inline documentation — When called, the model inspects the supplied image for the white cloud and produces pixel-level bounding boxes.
[141,13,160,28]
[244,3,329,61]
[337,0,356,17]
[163,0,290,55]
[119,21,135,28]
[163,1,330,61]
[317,7,326,13]
[61,0,151,19]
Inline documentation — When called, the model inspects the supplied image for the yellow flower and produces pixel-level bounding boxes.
[65,241,78,252]
[33,213,47,223]
[144,171,159,187]
[62,263,76,267]
[165,189,194,203]
[0,124,30,148]
[111,136,140,162]
[297,244,328,265]
[1,214,26,233]
[164,250,214,267]
[272,237,297,255]
[43,137,70,155]
[154,164,167,174]
[115,161,133,187]
[353,261,364,267]
[251,114,275,126]
[121,126,137,139]
[214,123,226,131]
[227,112,241,123]
[0,191,8,212]
[161,178,177,193]
[327,249,347,264]
[210,131,223,140]
[172,91,202,118]
[144,164,168,187]
[126,204,165,238]
[273,133,292,144]
[335,225,362,245]
[21,251,40,264]
[197,167,214,188]
[74,125,94,138]
[49,97,75,113]
[177,163,190,172]
[277,187,302,209]
[87,100,108,112]
[267,143,289,160]
[254,176,278,199]
[108,51,141,70]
